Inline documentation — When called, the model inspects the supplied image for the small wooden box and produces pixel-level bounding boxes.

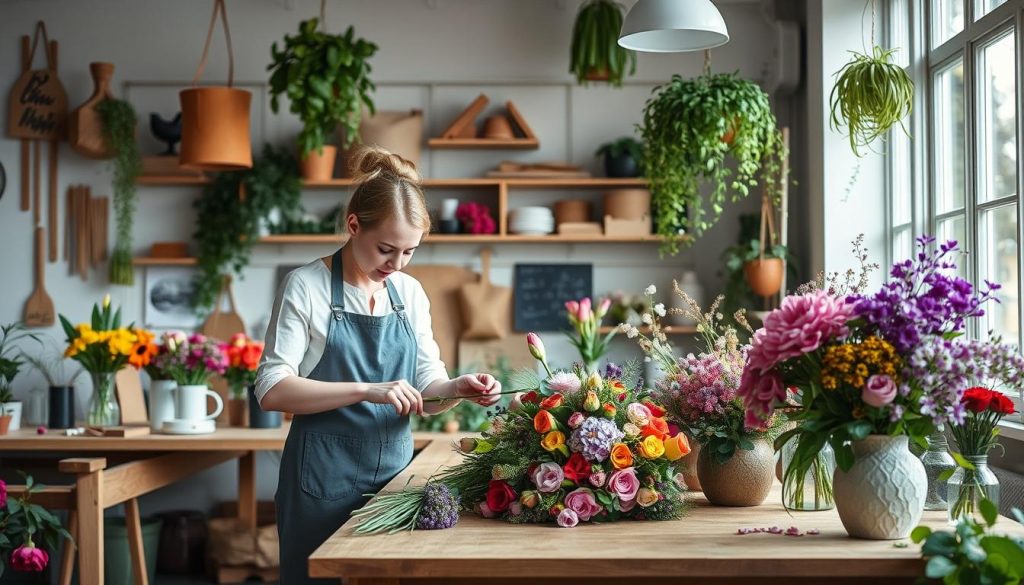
[557,222,603,235]
[604,215,652,237]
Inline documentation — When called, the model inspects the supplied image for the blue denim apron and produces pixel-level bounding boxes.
[275,248,417,584]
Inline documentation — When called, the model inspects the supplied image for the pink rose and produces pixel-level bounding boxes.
[567,412,585,429]
[862,374,897,407]
[619,497,637,513]
[626,403,652,427]
[564,488,602,521]
[556,508,579,528]
[477,501,496,518]
[548,371,582,394]
[588,470,607,488]
[607,467,640,501]
[531,462,565,493]
[10,544,48,572]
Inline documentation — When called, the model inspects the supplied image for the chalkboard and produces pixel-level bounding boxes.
[514,264,593,332]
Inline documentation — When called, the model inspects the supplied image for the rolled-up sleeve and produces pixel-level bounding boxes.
[256,270,311,406]
[410,284,450,392]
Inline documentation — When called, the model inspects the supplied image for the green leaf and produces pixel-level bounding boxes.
[953,452,977,470]
[981,536,1024,572]
[980,498,999,527]
[922,532,958,557]
[911,525,933,543]
[925,556,957,578]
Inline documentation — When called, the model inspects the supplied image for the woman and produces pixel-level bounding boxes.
[256,146,501,584]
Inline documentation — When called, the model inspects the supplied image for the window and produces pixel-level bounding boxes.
[886,0,1023,351]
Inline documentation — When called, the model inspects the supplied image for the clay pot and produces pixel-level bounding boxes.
[443,419,460,433]
[603,189,651,220]
[179,87,253,170]
[300,145,337,181]
[697,438,774,506]
[482,115,514,139]
[744,258,785,297]
[0,414,11,436]
[584,68,610,82]
[554,200,592,226]
[227,398,248,427]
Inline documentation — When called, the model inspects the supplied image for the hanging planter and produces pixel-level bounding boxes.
[830,45,913,156]
[569,0,636,87]
[179,0,252,171]
[97,98,141,285]
[742,194,786,298]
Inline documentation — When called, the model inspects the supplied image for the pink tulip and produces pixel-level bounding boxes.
[596,298,611,319]
[565,300,580,319]
[526,332,546,363]
[578,297,592,322]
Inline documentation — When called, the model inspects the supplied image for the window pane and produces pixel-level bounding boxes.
[933,59,966,213]
[891,123,913,225]
[976,30,1017,203]
[932,0,965,48]
[979,204,1019,346]
[888,0,911,68]
[975,0,1009,20]
[893,226,914,262]
[938,215,968,279]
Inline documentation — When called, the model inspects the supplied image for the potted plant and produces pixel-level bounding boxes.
[570,0,636,86]
[595,137,643,178]
[831,45,913,157]
[0,323,40,432]
[640,72,786,254]
[97,98,142,285]
[268,18,378,180]
[22,343,85,429]
[221,333,265,428]
[0,387,13,435]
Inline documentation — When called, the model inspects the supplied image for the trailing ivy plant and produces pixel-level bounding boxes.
[267,18,378,156]
[640,72,786,254]
[569,0,636,87]
[830,46,913,157]
[193,145,302,312]
[97,99,142,285]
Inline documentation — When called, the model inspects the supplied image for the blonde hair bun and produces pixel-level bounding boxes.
[348,144,421,184]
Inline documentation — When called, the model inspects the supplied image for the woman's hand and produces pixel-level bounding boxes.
[365,380,424,416]
[453,373,502,406]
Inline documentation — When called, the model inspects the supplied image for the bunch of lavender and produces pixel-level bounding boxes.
[853,236,1000,354]
[351,481,460,534]
[415,483,460,530]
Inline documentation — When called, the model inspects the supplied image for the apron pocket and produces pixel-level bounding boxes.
[300,432,364,501]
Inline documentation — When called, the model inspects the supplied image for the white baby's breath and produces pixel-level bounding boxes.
[644,285,657,295]
[654,303,666,317]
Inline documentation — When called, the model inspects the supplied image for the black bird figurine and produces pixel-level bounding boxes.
[150,112,182,155]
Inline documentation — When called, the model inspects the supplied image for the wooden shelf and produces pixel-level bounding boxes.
[136,176,646,189]
[427,138,540,150]
[598,325,699,335]
[132,257,197,266]
[259,234,675,245]
[137,175,209,186]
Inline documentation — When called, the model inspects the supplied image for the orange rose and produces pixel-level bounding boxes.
[641,417,670,441]
[540,393,564,409]
[609,443,633,469]
[533,410,556,434]
[662,433,691,462]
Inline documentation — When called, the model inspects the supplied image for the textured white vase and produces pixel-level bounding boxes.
[834,435,926,539]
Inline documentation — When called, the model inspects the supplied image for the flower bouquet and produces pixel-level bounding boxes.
[350,333,691,533]
[738,236,1001,538]
[564,297,616,373]
[0,475,73,577]
[143,331,188,383]
[165,333,228,387]
[221,333,264,400]
[59,296,155,426]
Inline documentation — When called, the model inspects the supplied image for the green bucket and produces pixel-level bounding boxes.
[103,516,162,585]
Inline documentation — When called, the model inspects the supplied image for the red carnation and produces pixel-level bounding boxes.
[992,393,1016,416]
[485,480,517,514]
[562,452,592,483]
[962,387,995,413]
[521,391,539,404]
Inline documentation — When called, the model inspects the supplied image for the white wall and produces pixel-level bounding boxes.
[0,0,788,513]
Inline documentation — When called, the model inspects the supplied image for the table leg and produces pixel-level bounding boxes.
[238,451,257,532]
[70,464,104,585]
[124,498,148,585]
[58,510,76,585]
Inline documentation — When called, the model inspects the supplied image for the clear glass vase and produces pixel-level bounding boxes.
[87,371,119,427]
[921,432,956,511]
[947,455,1000,525]
[781,438,836,511]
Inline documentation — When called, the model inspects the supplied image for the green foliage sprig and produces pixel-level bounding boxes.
[97,99,142,286]
[0,323,39,388]
[569,0,636,87]
[193,145,302,312]
[830,45,913,157]
[268,18,378,156]
[0,473,74,578]
[912,499,1024,585]
[640,72,786,254]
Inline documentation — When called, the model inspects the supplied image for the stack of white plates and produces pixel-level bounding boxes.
[509,206,554,235]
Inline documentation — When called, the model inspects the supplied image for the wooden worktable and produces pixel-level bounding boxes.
[310,436,1024,585]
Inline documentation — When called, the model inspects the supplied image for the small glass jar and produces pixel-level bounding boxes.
[781,438,836,511]
[947,454,1000,525]
[921,431,956,511]
[87,371,120,427]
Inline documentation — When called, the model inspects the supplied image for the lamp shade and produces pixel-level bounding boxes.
[618,0,730,53]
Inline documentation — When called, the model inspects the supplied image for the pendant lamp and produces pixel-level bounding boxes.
[618,0,730,53]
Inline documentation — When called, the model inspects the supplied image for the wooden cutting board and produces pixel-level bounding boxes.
[404,265,478,372]
[201,275,246,342]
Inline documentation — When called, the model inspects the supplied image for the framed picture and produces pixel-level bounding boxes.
[144,266,200,329]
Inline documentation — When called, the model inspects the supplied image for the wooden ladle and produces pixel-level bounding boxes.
[24,226,55,327]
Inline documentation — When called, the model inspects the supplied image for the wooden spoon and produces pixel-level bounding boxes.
[24,226,55,327]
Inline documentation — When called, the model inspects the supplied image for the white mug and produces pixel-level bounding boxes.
[440,198,459,221]
[175,385,224,422]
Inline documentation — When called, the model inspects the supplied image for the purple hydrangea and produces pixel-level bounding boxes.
[416,483,460,530]
[853,236,999,354]
[569,417,624,462]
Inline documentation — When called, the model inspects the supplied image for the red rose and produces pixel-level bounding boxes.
[643,400,667,418]
[562,452,592,483]
[963,387,994,413]
[521,391,539,404]
[485,480,517,514]
[540,393,564,409]
[992,393,1017,416]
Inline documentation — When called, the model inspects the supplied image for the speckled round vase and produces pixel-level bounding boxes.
[834,435,926,539]
[697,438,774,506]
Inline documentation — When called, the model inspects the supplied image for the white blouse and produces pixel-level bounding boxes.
[254,258,450,405]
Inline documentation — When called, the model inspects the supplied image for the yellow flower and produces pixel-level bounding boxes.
[103,294,111,308]
[541,431,568,456]
[638,435,665,459]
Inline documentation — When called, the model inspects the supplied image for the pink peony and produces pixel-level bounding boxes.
[564,488,602,521]
[556,508,579,528]
[548,372,582,394]
[10,544,48,572]
[862,374,897,407]
[738,368,787,425]
[607,467,640,501]
[747,291,854,372]
[531,462,565,493]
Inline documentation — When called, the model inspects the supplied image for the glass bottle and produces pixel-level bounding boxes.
[947,454,1000,525]
[921,431,956,511]
[781,438,836,511]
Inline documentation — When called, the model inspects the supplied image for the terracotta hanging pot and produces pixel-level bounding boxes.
[744,258,784,297]
[584,67,610,82]
[299,145,337,181]
[178,0,252,171]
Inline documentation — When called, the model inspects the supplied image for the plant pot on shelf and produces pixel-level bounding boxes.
[744,258,784,297]
[696,438,774,506]
[603,153,640,178]
[2,401,24,431]
[299,145,337,181]
[603,189,651,220]
[0,414,11,435]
